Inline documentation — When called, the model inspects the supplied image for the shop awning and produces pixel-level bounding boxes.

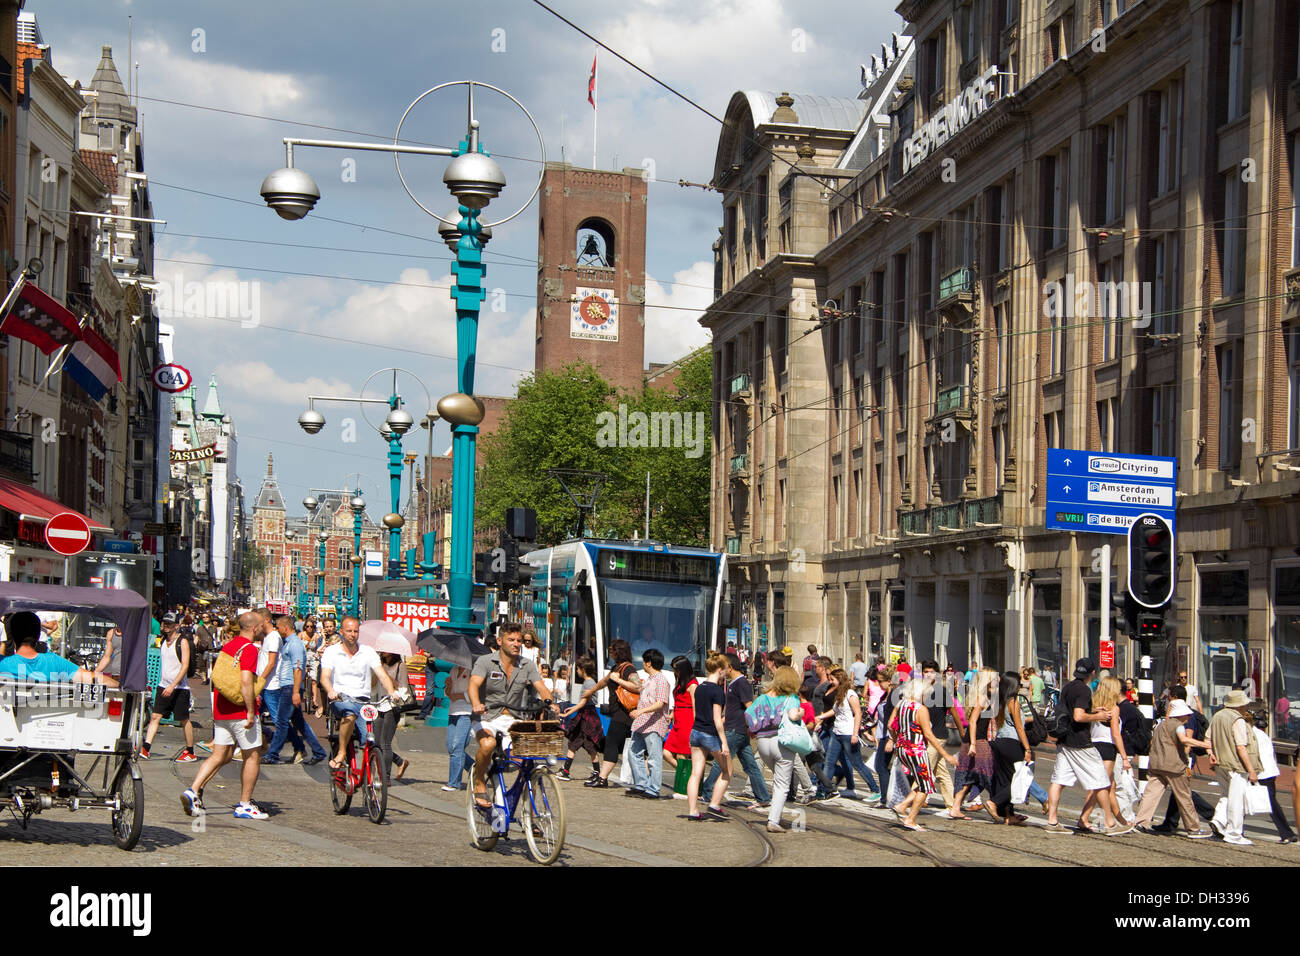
[0,476,114,534]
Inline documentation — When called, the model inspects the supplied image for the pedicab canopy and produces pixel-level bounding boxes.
[0,582,151,691]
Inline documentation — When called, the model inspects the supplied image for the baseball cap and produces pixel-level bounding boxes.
[1074,657,1097,678]
[162,612,178,624]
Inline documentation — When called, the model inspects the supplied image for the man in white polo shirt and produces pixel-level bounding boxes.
[320,616,396,770]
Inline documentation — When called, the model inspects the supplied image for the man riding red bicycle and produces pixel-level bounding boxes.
[320,617,397,770]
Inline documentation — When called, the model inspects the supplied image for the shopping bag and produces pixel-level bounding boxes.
[1010,761,1033,805]
[1115,767,1140,814]
[1245,782,1272,815]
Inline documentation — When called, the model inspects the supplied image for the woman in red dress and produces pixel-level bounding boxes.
[664,656,698,795]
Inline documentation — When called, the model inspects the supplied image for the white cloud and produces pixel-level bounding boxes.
[644,260,714,364]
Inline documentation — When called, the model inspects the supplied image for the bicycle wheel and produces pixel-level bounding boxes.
[111,762,144,850]
[364,748,388,824]
[331,743,352,814]
[466,775,499,851]
[522,767,566,865]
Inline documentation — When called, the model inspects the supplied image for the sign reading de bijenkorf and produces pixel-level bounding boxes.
[1045,449,1177,535]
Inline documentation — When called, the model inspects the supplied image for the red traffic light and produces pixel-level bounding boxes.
[1128,513,1175,609]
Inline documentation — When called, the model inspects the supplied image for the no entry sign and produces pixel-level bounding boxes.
[45,512,92,556]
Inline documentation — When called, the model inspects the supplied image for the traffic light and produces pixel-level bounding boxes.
[1127,513,1174,609]
[475,551,500,586]
[1136,611,1167,642]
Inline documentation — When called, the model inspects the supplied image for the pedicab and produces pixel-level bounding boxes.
[0,582,151,849]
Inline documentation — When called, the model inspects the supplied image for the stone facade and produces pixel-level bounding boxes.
[704,0,1300,748]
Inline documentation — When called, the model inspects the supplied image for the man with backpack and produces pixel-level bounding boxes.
[140,616,197,762]
[1043,658,1121,833]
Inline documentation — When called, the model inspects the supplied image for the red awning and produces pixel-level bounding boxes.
[0,476,114,534]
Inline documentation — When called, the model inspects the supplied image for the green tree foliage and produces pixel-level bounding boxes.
[476,351,712,547]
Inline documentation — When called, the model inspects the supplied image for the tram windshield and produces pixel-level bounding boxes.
[599,578,714,672]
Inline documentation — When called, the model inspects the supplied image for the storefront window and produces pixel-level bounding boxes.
[1033,581,1062,687]
[772,589,785,650]
[1199,567,1250,715]
[889,585,905,663]
[846,585,863,659]
[1271,566,1300,743]
[868,589,882,659]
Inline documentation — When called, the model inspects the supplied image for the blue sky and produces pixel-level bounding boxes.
[38,0,903,514]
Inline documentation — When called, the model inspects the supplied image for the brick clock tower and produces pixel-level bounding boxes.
[535,162,647,395]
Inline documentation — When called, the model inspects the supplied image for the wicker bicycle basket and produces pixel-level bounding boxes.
[509,716,566,757]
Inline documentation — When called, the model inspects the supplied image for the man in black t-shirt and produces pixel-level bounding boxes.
[1043,657,1127,833]
[701,652,771,808]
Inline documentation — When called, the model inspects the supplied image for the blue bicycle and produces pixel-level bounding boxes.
[467,708,567,865]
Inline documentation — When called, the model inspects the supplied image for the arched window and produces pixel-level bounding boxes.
[576,217,615,267]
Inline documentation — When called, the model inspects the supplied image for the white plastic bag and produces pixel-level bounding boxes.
[1010,761,1033,805]
[1245,782,1272,815]
[1115,767,1140,814]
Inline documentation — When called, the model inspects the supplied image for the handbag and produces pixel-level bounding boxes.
[776,698,814,755]
[1010,761,1034,805]
[613,663,639,712]
[1115,767,1140,814]
[1244,782,1272,815]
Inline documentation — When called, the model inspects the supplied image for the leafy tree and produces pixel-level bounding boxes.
[476,351,712,547]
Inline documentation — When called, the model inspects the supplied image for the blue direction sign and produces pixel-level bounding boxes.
[1046,449,1177,534]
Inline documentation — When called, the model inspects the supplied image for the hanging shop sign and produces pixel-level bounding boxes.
[152,363,192,393]
[900,64,1001,177]
[170,444,217,463]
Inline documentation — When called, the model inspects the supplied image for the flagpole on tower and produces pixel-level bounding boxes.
[588,49,597,170]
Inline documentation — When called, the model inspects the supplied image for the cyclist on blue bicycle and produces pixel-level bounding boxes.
[468,622,557,809]
[321,616,397,770]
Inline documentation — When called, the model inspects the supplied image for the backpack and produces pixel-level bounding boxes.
[1124,714,1154,756]
[1052,705,1074,742]
[614,663,640,712]
[211,643,266,707]
[1019,695,1049,746]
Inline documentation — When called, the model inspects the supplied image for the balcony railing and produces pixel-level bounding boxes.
[729,453,749,476]
[0,429,34,480]
[899,495,1003,537]
[965,495,1003,527]
[730,372,752,397]
[936,384,968,414]
[937,266,974,305]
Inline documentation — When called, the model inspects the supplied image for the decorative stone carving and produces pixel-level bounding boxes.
[1003,451,1018,491]
[772,92,800,124]
[796,142,817,160]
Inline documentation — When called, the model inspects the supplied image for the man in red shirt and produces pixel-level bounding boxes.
[180,611,268,820]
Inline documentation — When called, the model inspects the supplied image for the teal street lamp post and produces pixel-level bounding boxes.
[260,80,543,634]
[350,491,365,617]
[317,530,328,604]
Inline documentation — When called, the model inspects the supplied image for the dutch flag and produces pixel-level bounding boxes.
[63,327,121,402]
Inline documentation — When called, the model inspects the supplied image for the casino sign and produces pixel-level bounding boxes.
[570,287,618,341]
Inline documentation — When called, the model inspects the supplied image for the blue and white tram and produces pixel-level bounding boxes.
[522,539,730,681]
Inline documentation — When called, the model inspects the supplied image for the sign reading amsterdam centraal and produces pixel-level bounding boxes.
[1045,449,1177,535]
[900,65,1001,177]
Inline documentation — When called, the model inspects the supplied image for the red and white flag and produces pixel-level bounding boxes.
[588,52,597,109]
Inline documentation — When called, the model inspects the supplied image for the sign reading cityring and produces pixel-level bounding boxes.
[900,65,1001,176]
[169,444,217,463]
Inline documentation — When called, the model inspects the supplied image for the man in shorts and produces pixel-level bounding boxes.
[1043,657,1127,834]
[468,622,555,808]
[180,611,268,820]
[320,616,398,769]
[140,615,197,761]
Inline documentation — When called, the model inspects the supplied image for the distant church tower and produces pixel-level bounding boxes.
[534,162,647,395]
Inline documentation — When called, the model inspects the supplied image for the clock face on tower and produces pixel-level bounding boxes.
[570,287,619,341]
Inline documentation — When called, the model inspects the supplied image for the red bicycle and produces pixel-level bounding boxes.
[325,694,391,823]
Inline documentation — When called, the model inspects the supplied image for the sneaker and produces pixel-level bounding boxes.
[839,789,859,800]
[766,822,785,833]
[180,788,204,817]
[1279,836,1298,845]
[1105,822,1136,836]
[1223,835,1253,846]
[1185,829,1214,839]
[624,788,647,798]
[862,792,881,802]
[441,784,463,792]
[705,805,729,820]
[176,750,197,763]
[583,776,609,788]
[554,770,572,781]
[233,802,269,820]
[1043,821,1070,833]
[1209,818,1225,836]
[138,749,150,760]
